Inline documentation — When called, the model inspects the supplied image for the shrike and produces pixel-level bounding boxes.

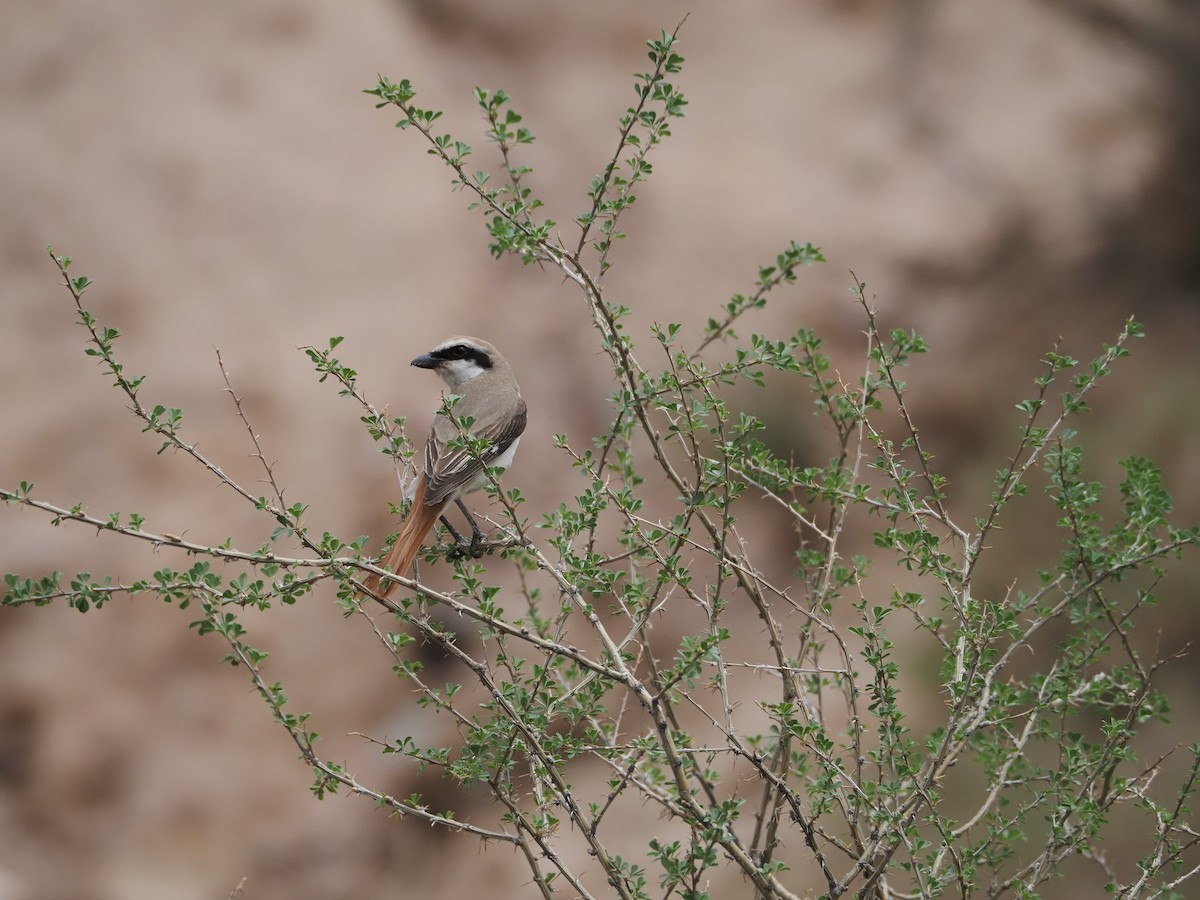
[364,336,526,597]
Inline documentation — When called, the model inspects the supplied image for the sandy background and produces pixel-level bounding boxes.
[2,1,1198,897]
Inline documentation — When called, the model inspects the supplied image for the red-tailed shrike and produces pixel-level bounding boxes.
[364,336,526,597]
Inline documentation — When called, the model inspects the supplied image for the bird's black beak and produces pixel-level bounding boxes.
[411,353,438,369]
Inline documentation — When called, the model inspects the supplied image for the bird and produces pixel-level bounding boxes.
[362,336,527,597]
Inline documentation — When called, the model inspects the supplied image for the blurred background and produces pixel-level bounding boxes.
[1,1,1198,897]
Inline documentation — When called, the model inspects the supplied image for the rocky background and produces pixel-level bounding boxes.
[2,1,1198,897]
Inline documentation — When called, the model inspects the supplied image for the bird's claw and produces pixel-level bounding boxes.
[445,535,488,560]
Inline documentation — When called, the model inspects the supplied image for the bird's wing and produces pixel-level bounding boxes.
[424,395,527,505]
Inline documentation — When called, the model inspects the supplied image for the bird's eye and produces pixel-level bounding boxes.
[432,343,490,368]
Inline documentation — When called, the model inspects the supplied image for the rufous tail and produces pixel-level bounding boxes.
[362,478,444,597]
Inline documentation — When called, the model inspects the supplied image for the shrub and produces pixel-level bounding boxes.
[5,24,1197,899]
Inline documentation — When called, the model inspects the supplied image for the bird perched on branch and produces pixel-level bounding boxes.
[363,336,526,598]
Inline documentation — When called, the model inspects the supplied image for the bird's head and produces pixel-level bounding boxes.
[412,336,500,389]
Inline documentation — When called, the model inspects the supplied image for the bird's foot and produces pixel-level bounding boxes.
[444,534,488,560]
